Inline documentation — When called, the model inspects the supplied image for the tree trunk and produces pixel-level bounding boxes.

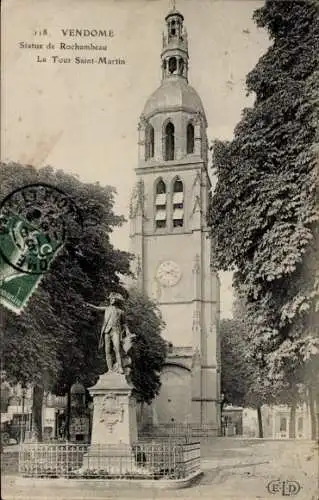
[316,390,319,442]
[308,386,317,441]
[66,389,71,441]
[20,389,25,443]
[289,402,296,438]
[31,384,44,442]
[257,406,263,438]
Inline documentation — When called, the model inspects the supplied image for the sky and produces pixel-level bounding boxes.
[1,0,270,317]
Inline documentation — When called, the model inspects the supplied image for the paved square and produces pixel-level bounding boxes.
[2,438,318,499]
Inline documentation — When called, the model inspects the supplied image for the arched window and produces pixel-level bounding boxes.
[173,179,183,193]
[170,20,176,37]
[187,123,194,154]
[172,178,184,228]
[155,179,167,229]
[165,122,175,161]
[168,57,177,74]
[145,124,154,160]
[156,179,166,195]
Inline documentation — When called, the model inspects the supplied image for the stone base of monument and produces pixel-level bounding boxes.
[80,371,148,476]
[80,444,150,476]
[89,371,137,446]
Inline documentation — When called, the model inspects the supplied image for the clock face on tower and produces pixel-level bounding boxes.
[156,260,181,287]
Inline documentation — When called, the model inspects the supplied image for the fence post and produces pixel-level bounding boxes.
[65,443,69,477]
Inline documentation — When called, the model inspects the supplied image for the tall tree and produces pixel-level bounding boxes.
[220,317,277,437]
[234,293,308,437]
[0,162,167,438]
[209,1,319,438]
[220,319,248,407]
[0,162,130,438]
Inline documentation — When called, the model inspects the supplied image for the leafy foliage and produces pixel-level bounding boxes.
[233,295,307,409]
[220,319,248,406]
[220,317,276,410]
[126,287,167,404]
[209,1,319,401]
[0,162,167,405]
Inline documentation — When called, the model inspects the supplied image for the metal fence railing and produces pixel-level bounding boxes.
[180,441,201,477]
[139,423,219,441]
[19,443,88,478]
[18,441,200,480]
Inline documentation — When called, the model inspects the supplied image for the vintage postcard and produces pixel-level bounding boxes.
[1,0,318,499]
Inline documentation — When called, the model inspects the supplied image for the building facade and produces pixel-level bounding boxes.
[222,405,244,436]
[0,377,91,444]
[0,382,58,443]
[129,7,221,430]
[242,405,313,439]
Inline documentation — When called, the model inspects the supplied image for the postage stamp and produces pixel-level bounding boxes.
[0,183,82,314]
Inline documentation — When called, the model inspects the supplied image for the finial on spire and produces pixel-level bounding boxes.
[165,1,183,21]
[169,0,176,11]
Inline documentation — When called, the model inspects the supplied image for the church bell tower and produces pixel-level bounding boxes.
[129,6,221,430]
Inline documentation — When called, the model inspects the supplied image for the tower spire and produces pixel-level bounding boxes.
[161,4,188,82]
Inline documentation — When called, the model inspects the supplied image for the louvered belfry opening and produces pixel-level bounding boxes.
[155,179,167,228]
[172,178,184,227]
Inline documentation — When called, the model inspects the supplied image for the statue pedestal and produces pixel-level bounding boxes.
[81,372,139,473]
[89,371,137,446]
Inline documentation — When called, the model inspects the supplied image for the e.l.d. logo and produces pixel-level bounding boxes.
[267,479,301,496]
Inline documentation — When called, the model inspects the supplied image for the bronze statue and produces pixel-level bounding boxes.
[86,292,135,375]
